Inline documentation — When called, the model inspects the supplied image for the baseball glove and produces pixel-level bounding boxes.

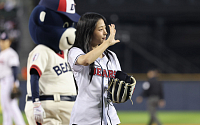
[107,71,136,104]
[10,86,22,99]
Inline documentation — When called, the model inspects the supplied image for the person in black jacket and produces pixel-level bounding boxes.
[136,68,165,125]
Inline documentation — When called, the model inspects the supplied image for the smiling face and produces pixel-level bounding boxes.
[91,19,107,48]
[59,27,76,50]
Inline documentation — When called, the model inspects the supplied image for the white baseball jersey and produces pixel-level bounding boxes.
[0,47,26,125]
[0,47,19,79]
[68,47,121,125]
[26,44,76,96]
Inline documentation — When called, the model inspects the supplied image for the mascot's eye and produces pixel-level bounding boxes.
[40,11,46,22]
[63,22,69,28]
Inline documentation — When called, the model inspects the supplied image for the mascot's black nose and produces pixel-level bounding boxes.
[66,37,72,45]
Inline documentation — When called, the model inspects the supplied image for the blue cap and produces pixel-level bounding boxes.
[39,0,80,22]
[0,32,8,40]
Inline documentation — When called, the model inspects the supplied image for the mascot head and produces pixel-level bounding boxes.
[29,0,80,51]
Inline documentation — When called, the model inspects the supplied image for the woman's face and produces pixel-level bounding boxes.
[91,19,107,47]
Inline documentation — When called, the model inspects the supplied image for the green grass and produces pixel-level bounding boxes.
[0,111,200,124]
[118,111,200,124]
[22,112,28,124]
[0,112,28,124]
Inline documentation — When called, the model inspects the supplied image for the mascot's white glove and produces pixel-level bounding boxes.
[33,101,46,123]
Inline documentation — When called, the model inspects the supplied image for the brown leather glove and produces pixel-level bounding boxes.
[10,86,22,99]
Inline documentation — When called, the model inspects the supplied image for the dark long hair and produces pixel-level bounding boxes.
[73,12,113,81]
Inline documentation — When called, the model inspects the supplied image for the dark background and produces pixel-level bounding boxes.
[74,0,200,73]
[1,0,199,112]
[1,0,200,74]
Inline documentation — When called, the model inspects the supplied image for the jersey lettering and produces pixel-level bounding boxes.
[53,63,71,76]
[96,68,102,76]
[113,70,117,77]
[60,63,68,73]
[53,66,62,76]
[93,67,116,78]
[103,69,108,77]
[108,70,113,78]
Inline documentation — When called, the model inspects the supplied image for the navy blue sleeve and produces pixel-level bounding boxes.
[11,66,18,82]
[30,68,40,102]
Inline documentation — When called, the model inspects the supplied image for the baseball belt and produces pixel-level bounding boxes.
[27,95,76,101]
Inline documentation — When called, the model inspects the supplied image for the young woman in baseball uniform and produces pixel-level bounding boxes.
[68,12,121,125]
[0,32,26,125]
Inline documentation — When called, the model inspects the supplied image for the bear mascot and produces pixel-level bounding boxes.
[24,0,80,125]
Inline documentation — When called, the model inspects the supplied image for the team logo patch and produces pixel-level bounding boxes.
[32,53,39,62]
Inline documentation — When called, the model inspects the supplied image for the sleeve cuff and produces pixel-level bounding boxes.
[30,65,42,77]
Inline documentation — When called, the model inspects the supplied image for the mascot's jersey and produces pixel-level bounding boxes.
[0,47,19,79]
[26,44,76,96]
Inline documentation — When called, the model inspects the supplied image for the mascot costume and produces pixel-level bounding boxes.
[24,0,80,124]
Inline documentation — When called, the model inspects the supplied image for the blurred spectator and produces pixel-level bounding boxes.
[4,20,21,50]
[0,19,20,51]
[136,68,165,125]
[0,0,18,11]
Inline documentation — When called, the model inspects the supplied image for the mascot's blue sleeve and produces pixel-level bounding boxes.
[30,73,40,102]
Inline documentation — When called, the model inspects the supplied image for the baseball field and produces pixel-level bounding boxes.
[0,111,200,125]
[118,111,200,125]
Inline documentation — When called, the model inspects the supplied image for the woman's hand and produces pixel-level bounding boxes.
[106,24,120,46]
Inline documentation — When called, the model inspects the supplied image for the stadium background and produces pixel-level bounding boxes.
[0,0,200,124]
